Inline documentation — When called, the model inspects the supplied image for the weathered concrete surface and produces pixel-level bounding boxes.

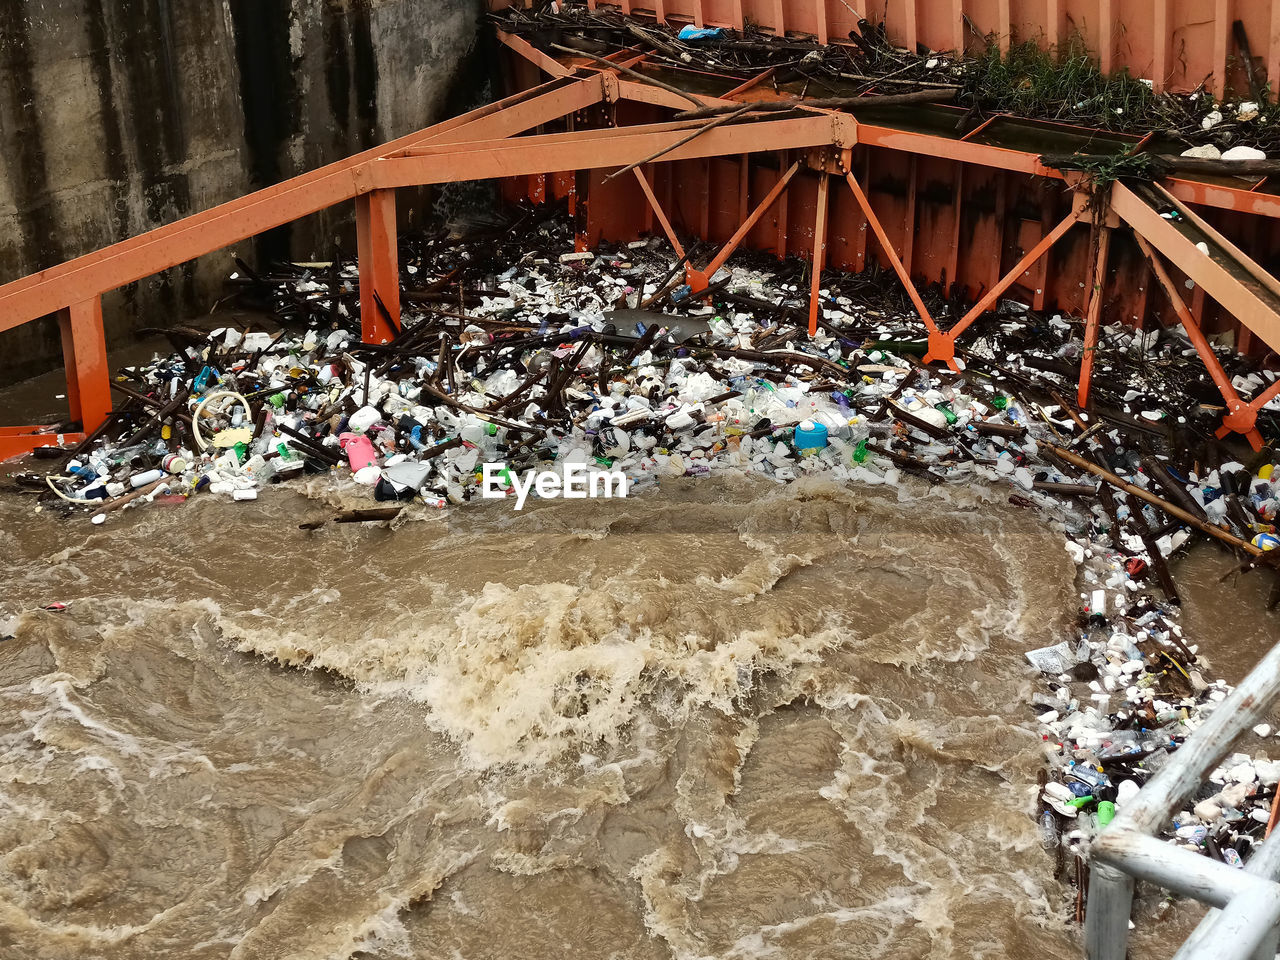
[0,0,484,389]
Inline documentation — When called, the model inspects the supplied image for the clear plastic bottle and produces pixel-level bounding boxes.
[1039,809,1060,849]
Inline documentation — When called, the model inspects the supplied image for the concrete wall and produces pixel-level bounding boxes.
[0,0,484,387]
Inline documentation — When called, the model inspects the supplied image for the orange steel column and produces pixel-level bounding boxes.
[58,297,111,432]
[809,172,830,336]
[356,189,400,345]
[1212,0,1230,97]
[1269,4,1280,104]
[1097,0,1113,74]
[1152,0,1171,92]
[1077,224,1113,409]
[951,0,966,55]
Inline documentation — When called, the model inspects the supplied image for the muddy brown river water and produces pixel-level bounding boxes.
[0,463,1275,959]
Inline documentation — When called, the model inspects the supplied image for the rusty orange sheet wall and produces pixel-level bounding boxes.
[491,0,1280,98]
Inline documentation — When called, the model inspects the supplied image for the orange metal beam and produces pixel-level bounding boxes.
[374,117,842,189]
[1153,0,1171,92]
[844,169,943,341]
[416,76,606,145]
[394,113,734,158]
[1077,225,1113,409]
[951,0,966,55]
[776,151,790,260]
[0,76,606,334]
[58,297,111,432]
[1164,176,1280,219]
[855,125,1063,177]
[356,190,400,345]
[632,167,686,258]
[1097,0,1113,74]
[724,67,776,100]
[0,427,86,461]
[1212,0,1230,98]
[1161,185,1280,302]
[689,161,800,291]
[582,57,1280,220]
[924,199,1087,364]
[1111,182,1280,355]
[1045,0,1060,51]
[1135,233,1269,450]
[494,29,572,77]
[1270,3,1280,104]
[808,171,830,335]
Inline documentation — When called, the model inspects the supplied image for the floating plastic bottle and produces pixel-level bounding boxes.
[1039,809,1059,848]
[793,419,829,453]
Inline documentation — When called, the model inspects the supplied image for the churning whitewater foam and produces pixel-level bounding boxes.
[0,473,1194,959]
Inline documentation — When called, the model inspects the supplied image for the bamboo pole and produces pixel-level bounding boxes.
[1046,442,1264,557]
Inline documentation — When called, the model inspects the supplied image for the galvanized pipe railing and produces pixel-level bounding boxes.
[1086,640,1280,960]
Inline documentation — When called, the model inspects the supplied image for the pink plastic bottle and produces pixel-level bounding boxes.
[338,432,377,472]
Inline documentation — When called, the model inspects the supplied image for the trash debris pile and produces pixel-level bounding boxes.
[16,208,1280,906]
[492,3,1280,157]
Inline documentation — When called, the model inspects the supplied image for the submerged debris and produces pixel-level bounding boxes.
[13,207,1280,917]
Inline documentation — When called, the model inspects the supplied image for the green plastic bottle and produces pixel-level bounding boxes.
[853,439,869,463]
[992,395,1010,411]
[935,402,958,425]
[1096,801,1116,827]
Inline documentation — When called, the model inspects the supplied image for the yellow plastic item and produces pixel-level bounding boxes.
[1260,463,1275,480]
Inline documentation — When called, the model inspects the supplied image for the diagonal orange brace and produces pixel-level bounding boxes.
[632,167,685,260]
[688,161,800,292]
[1077,225,1113,409]
[844,170,946,359]
[808,172,830,336]
[1245,376,1280,418]
[938,201,1086,351]
[1135,233,1268,450]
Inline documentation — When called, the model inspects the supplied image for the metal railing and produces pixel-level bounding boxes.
[1086,640,1280,960]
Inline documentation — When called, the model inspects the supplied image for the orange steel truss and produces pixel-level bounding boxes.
[494,0,1280,100]
[3,33,1280,458]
